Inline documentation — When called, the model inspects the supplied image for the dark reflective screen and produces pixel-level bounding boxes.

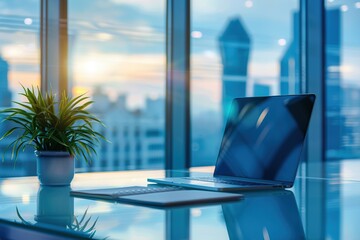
[214,94,315,183]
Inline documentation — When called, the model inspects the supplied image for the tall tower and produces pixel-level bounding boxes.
[0,55,12,107]
[219,17,251,123]
[325,9,342,154]
[280,9,342,153]
[279,12,300,95]
[280,11,341,240]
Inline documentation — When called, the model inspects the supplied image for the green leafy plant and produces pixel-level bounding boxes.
[0,86,105,163]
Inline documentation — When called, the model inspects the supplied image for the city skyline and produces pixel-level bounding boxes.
[0,0,297,113]
[1,0,360,178]
[1,1,360,113]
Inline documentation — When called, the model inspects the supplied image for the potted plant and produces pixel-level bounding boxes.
[0,86,105,186]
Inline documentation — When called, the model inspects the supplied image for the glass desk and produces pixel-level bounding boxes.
[0,163,360,240]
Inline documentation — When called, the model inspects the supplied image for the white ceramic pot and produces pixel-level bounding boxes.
[35,151,75,186]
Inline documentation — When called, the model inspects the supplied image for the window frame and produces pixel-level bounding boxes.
[41,0,68,95]
[40,0,326,171]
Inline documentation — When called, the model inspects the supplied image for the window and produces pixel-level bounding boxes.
[114,143,120,153]
[68,0,166,172]
[190,0,300,166]
[325,0,360,160]
[0,0,40,177]
[146,129,162,137]
[125,143,130,152]
[136,142,142,152]
[113,158,119,168]
[136,158,142,168]
[148,144,164,151]
[148,157,163,165]
[112,128,118,138]
[134,127,141,138]
[124,127,129,137]
[100,159,107,168]
[101,143,108,154]
[1,0,359,179]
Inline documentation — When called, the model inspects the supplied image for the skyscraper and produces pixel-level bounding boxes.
[325,9,342,155]
[253,82,271,96]
[279,12,300,95]
[280,11,341,240]
[280,9,342,154]
[0,55,35,177]
[0,55,12,107]
[219,17,251,123]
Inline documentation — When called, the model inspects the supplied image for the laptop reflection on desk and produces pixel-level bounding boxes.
[222,190,305,240]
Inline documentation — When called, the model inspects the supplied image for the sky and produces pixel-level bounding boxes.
[0,0,359,112]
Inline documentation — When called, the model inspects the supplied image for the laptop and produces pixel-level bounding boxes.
[148,94,316,191]
[222,190,305,239]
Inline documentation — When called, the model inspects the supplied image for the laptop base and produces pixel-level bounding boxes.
[148,178,285,192]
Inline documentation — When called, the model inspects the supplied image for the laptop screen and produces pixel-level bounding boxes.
[214,94,315,183]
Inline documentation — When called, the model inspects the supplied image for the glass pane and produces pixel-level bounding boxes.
[191,0,300,166]
[68,0,166,172]
[0,0,40,177]
[325,0,360,160]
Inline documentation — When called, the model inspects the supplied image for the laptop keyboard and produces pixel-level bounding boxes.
[112,186,183,197]
[183,177,266,186]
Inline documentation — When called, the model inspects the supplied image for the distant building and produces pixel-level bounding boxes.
[191,111,222,166]
[0,55,48,177]
[219,17,251,123]
[253,82,271,96]
[279,13,300,95]
[77,87,165,172]
[325,9,343,156]
[280,9,343,156]
[340,84,360,157]
[0,55,35,177]
[0,55,12,107]
[0,84,166,176]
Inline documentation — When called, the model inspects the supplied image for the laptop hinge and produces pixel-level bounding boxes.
[213,175,289,186]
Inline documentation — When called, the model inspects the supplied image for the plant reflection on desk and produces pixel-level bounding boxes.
[15,186,99,238]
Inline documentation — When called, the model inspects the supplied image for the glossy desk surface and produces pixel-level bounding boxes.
[0,161,359,240]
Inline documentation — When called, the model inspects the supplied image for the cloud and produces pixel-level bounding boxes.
[69,0,164,30]
[71,52,165,108]
[2,42,38,62]
[0,0,39,16]
[73,52,164,82]
[110,0,164,14]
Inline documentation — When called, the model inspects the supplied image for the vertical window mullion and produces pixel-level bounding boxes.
[165,1,191,239]
[165,0,191,170]
[303,1,326,240]
[40,0,68,96]
[305,0,326,167]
